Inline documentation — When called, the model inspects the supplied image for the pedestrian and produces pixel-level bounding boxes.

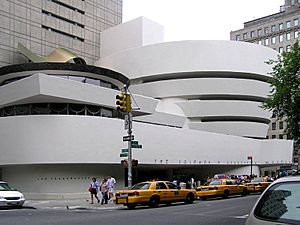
[100,178,109,204]
[89,177,100,204]
[107,176,116,200]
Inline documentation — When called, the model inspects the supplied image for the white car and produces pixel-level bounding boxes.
[0,181,25,208]
[245,176,300,225]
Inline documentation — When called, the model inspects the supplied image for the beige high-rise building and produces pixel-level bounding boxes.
[0,0,122,66]
[230,0,299,170]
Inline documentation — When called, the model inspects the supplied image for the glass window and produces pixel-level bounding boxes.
[131,182,150,190]
[279,47,284,53]
[279,134,284,139]
[251,31,255,38]
[264,27,269,34]
[49,103,67,114]
[31,103,49,115]
[295,30,299,38]
[16,104,30,115]
[3,106,14,117]
[272,36,276,44]
[286,21,291,29]
[243,33,247,40]
[272,122,276,130]
[101,108,113,118]
[254,181,300,224]
[156,182,167,189]
[294,18,298,27]
[166,182,178,189]
[287,45,291,52]
[279,23,283,30]
[236,35,241,41]
[279,121,284,129]
[279,34,284,42]
[258,29,262,36]
[258,40,263,45]
[272,135,276,139]
[265,38,269,46]
[69,104,85,115]
[100,81,112,88]
[271,25,276,32]
[286,32,291,40]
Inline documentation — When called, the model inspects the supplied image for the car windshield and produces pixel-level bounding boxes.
[251,178,264,182]
[131,182,150,190]
[0,182,16,191]
[209,180,222,186]
[254,181,300,224]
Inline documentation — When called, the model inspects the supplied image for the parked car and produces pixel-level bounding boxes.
[113,181,196,209]
[196,179,248,200]
[245,176,300,225]
[245,177,273,193]
[0,181,25,208]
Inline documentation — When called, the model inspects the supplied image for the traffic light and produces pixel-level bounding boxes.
[116,92,131,113]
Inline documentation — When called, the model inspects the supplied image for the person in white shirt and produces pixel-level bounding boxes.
[107,176,116,200]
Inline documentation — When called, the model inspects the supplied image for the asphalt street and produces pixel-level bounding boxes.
[0,195,260,225]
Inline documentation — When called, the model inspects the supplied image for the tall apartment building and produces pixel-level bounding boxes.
[0,0,122,66]
[230,0,299,169]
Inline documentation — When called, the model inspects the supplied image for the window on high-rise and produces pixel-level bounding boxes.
[258,29,262,36]
[287,45,291,51]
[295,30,299,38]
[286,21,291,29]
[279,47,284,53]
[294,18,299,27]
[279,121,284,129]
[279,134,284,139]
[272,36,276,44]
[279,34,284,42]
[258,40,262,45]
[286,32,291,40]
[272,122,276,130]
[279,23,283,30]
[264,27,269,34]
[265,38,269,45]
[272,135,276,139]
[271,25,276,32]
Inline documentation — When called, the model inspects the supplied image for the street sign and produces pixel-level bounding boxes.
[124,114,132,130]
[121,148,128,153]
[132,144,142,149]
[131,141,138,145]
[123,135,134,141]
[120,153,128,157]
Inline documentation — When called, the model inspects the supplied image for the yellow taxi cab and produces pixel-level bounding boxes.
[196,179,248,200]
[113,181,196,209]
[244,177,273,193]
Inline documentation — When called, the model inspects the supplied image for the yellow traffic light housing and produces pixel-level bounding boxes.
[116,92,131,112]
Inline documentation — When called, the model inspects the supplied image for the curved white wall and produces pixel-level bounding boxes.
[98,40,277,138]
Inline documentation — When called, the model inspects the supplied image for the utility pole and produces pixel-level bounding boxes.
[127,111,133,188]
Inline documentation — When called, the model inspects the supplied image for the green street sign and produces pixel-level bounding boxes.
[121,148,128,153]
[132,144,142,149]
[131,141,139,145]
[120,153,128,157]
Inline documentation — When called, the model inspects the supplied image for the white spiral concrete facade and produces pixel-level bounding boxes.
[99,40,277,138]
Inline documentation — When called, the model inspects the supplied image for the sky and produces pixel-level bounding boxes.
[122,0,285,41]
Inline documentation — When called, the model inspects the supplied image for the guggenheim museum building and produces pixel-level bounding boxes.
[0,17,293,199]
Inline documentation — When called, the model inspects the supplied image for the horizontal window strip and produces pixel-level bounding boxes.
[42,25,84,42]
[190,116,270,124]
[50,0,85,14]
[42,10,84,28]
[187,94,266,103]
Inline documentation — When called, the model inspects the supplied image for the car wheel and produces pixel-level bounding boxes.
[222,190,229,198]
[149,196,159,208]
[127,204,136,209]
[185,193,194,204]
[241,188,248,196]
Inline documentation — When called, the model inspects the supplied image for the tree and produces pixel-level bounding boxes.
[263,41,300,144]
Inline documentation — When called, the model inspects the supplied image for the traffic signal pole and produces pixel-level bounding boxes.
[127,111,133,188]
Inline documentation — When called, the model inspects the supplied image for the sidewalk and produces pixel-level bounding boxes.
[24,198,120,210]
